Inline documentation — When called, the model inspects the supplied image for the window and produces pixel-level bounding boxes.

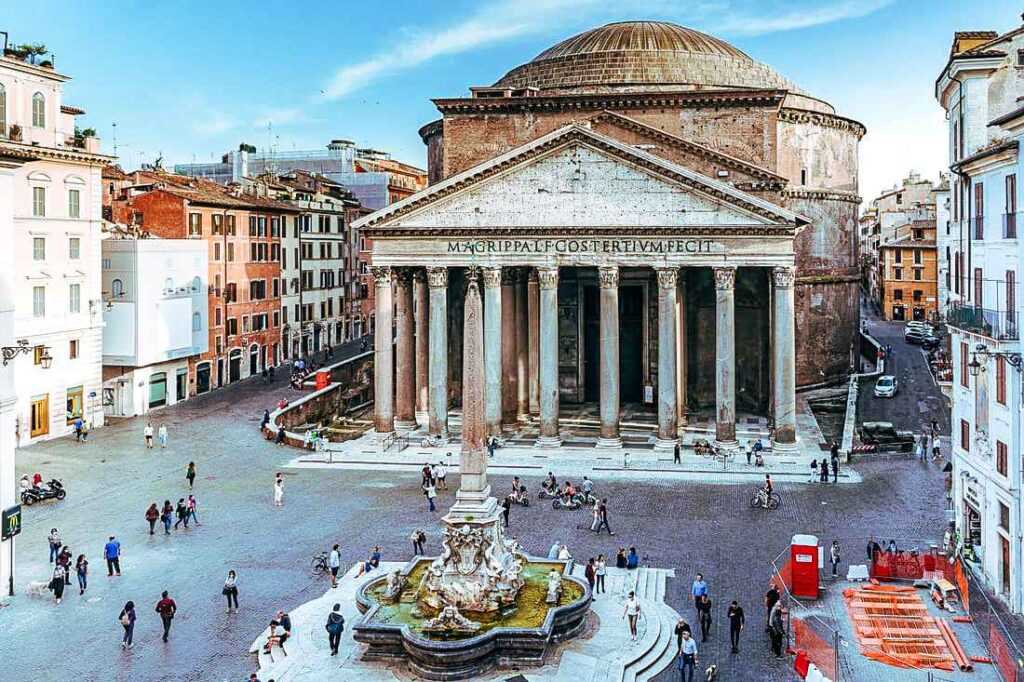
[975,182,985,239]
[997,441,1009,477]
[226,318,238,336]
[975,268,984,306]
[227,243,234,262]
[997,356,1007,405]
[913,268,922,281]
[1000,503,1011,536]
[69,283,80,314]
[32,186,45,216]
[68,189,80,218]
[896,192,903,205]
[188,212,202,236]
[31,92,45,128]
[272,278,279,297]
[913,249,922,265]
[895,249,903,263]
[893,289,903,300]
[271,217,279,237]
[33,237,45,260]
[1009,271,1017,326]
[961,341,969,388]
[0,83,5,134]
[894,267,903,281]
[227,214,236,235]
[249,216,257,236]
[960,419,970,452]
[1007,175,1017,240]
[273,311,280,327]
[65,386,83,424]
[213,242,221,261]
[69,237,80,260]
[800,169,807,186]
[212,214,223,235]
[68,339,79,360]
[214,307,221,326]
[912,290,922,302]
[913,228,924,240]
[242,315,250,332]
[215,336,223,354]
[192,311,201,331]
[1018,48,1024,67]
[32,286,45,317]
[258,217,266,236]
[111,278,124,297]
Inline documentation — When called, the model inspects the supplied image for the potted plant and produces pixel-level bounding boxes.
[8,124,22,142]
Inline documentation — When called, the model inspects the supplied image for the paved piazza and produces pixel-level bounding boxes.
[0,322,948,682]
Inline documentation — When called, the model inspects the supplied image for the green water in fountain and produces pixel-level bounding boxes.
[364,559,585,640]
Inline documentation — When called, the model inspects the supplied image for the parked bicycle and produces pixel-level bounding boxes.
[311,551,330,576]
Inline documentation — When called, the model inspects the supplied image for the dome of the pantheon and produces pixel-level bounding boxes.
[495,21,828,109]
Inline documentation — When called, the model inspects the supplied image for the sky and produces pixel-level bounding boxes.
[4,1,1021,203]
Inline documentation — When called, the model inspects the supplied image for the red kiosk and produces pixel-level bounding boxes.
[790,534,821,599]
[315,370,330,391]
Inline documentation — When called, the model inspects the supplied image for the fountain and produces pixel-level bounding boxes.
[353,268,591,680]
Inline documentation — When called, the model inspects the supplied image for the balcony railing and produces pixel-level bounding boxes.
[947,302,1018,340]
[1004,212,1018,239]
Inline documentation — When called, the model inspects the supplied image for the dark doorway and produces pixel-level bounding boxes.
[196,364,211,394]
[583,285,600,402]
[216,359,224,388]
[249,345,259,376]
[619,285,644,402]
[892,305,906,321]
[229,352,241,382]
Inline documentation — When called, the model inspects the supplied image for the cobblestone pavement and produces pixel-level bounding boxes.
[0,337,952,682]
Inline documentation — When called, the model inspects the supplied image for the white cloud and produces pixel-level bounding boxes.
[252,107,309,129]
[712,0,895,36]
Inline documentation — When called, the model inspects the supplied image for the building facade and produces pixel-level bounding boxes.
[1,48,111,446]
[263,170,370,357]
[359,21,864,453]
[877,219,939,321]
[938,17,1024,613]
[100,237,209,417]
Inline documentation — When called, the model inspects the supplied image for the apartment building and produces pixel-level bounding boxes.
[877,219,939,321]
[937,16,1024,613]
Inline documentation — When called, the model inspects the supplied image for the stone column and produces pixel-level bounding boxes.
[448,267,494,514]
[427,267,449,440]
[515,270,530,420]
[772,266,798,451]
[413,270,429,425]
[596,266,622,448]
[372,266,395,442]
[655,268,678,450]
[527,270,540,416]
[537,267,561,447]
[482,267,503,437]
[0,161,22,594]
[714,266,738,448]
[500,270,518,427]
[394,269,416,430]
[677,273,688,427]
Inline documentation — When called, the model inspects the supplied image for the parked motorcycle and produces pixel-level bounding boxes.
[21,479,66,506]
[509,489,530,507]
[538,485,558,500]
[552,496,583,511]
[574,490,598,507]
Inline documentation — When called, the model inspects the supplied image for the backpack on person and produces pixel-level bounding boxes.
[326,614,345,635]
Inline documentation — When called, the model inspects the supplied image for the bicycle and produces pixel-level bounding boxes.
[311,551,330,577]
[749,488,780,510]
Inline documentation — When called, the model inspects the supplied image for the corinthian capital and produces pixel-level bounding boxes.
[500,268,516,286]
[370,266,392,286]
[655,267,677,290]
[598,266,619,289]
[393,268,414,286]
[537,267,559,290]
[412,269,427,284]
[481,267,502,289]
[426,267,448,289]
[713,266,736,291]
[772,266,795,288]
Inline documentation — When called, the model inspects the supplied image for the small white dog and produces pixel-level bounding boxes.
[704,663,718,681]
[25,580,50,597]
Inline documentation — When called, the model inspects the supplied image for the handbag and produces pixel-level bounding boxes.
[120,612,131,626]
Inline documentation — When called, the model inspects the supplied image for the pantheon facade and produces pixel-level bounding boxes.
[354,21,864,452]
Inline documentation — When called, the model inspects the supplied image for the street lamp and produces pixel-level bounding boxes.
[967,353,983,378]
[1,340,51,368]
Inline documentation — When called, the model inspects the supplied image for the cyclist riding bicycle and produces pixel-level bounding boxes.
[543,472,557,492]
[760,474,774,508]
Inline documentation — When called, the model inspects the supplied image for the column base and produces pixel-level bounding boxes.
[653,437,678,453]
[771,438,799,454]
[535,434,562,449]
[714,438,740,452]
[595,436,623,449]
[395,419,418,432]
[415,411,428,427]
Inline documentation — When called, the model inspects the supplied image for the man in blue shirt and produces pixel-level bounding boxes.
[691,573,708,608]
[104,536,122,576]
[676,630,698,682]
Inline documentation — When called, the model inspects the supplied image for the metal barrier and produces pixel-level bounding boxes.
[963,568,1024,682]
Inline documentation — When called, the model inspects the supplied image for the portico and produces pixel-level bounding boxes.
[356,124,806,454]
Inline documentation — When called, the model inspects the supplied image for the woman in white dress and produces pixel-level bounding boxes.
[273,474,284,507]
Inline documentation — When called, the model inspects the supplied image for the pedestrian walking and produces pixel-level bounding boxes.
[916,434,925,461]
[223,570,239,611]
[675,617,692,652]
[595,554,607,594]
[50,564,66,604]
[185,462,196,490]
[187,495,200,525]
[144,422,154,448]
[486,436,495,458]
[727,600,745,653]
[615,547,628,568]
[691,573,708,608]
[584,557,596,594]
[819,457,829,483]
[831,451,840,483]
[161,500,174,534]
[104,536,122,576]
[548,541,561,560]
[764,583,780,632]
[421,463,433,487]
[623,451,631,468]
[56,545,72,584]
[595,498,614,535]
[677,630,698,682]
[326,603,345,656]
[74,416,83,442]
[275,425,286,445]
[155,590,177,642]
[81,418,90,442]
[808,459,818,482]
[119,601,136,649]
[158,424,168,448]
[830,540,841,578]
[696,593,712,641]
[174,498,189,530]
[274,473,284,507]
[673,441,681,464]
[436,461,448,490]
[424,479,437,512]
[411,529,426,555]
[623,590,641,642]
[590,501,601,532]
[260,409,271,431]
[626,546,639,569]
[48,528,61,563]
[769,600,785,658]
[145,503,159,535]
[329,544,341,588]
[76,554,88,595]
[501,495,511,528]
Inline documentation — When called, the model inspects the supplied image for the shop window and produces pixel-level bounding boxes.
[65,385,84,424]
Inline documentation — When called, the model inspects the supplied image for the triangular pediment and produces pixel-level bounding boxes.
[356,125,802,235]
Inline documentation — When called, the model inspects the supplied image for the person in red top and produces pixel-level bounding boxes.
[155,591,177,642]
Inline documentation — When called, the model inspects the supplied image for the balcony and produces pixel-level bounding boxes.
[947,302,1018,341]
[1003,212,1018,239]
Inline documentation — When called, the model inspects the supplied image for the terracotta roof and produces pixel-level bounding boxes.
[60,104,85,115]
[952,139,1019,169]
[102,164,129,180]
[882,237,936,248]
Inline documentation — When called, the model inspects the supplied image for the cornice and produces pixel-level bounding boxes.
[365,225,795,238]
[418,119,443,143]
[782,188,862,204]
[0,140,114,166]
[777,107,866,139]
[433,88,788,115]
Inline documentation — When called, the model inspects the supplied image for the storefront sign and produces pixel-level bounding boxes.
[445,238,721,256]
[964,483,982,511]
[2,505,21,541]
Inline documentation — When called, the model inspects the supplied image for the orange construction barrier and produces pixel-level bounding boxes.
[792,618,836,680]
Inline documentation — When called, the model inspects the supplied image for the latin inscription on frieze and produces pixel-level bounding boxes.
[446,238,719,256]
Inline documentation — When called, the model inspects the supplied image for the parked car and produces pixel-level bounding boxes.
[921,336,942,351]
[906,321,932,333]
[874,375,898,398]
[904,329,927,344]
[859,421,916,451]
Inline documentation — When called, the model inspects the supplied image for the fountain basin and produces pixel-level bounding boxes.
[353,557,591,680]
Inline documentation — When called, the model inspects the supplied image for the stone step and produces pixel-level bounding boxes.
[626,601,682,682]
[591,594,663,682]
